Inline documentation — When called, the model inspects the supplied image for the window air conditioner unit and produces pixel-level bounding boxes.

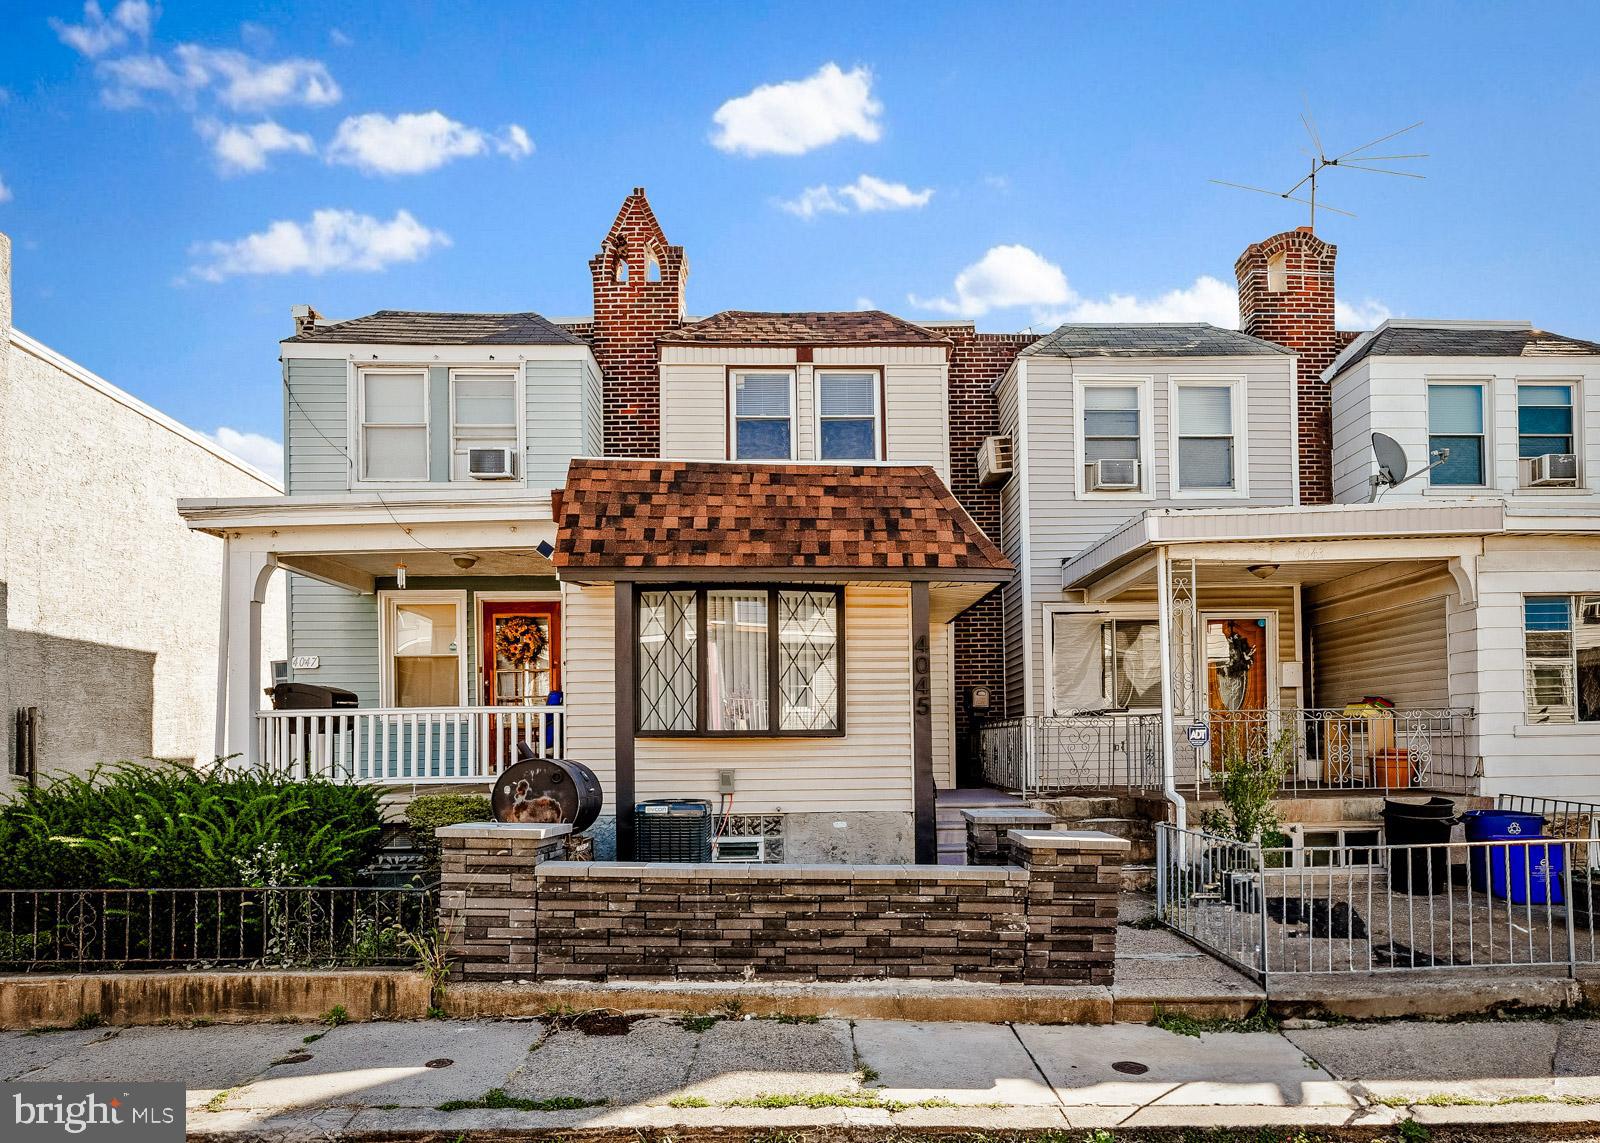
[1528,452,1579,487]
[467,446,517,479]
[976,435,1014,487]
[1086,458,1140,491]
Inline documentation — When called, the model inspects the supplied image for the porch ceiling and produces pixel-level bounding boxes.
[1088,557,1407,599]
[278,547,557,592]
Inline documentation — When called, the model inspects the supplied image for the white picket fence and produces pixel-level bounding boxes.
[255,706,564,782]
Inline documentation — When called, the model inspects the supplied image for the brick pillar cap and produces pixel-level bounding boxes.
[435,822,572,840]
[962,808,1056,825]
[1008,829,1130,854]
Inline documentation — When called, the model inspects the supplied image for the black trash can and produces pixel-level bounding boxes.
[1382,797,1456,895]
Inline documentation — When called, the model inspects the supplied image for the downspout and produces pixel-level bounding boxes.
[1154,544,1188,832]
[213,534,232,766]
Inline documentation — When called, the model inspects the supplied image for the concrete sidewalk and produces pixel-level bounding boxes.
[4,1013,1599,1139]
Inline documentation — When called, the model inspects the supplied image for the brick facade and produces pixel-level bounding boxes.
[440,823,1126,985]
[586,188,684,457]
[1234,227,1346,505]
[925,325,1032,765]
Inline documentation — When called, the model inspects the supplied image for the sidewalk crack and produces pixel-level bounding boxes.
[1006,1021,1064,1109]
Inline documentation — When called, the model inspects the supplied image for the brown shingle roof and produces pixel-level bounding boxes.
[554,459,1011,578]
[660,310,950,347]
[283,310,583,345]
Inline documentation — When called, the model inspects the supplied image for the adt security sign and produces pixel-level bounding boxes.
[1185,722,1210,748]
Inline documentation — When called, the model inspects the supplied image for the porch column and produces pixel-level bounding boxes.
[911,581,937,864]
[1155,548,1190,832]
[222,550,277,769]
[613,580,637,860]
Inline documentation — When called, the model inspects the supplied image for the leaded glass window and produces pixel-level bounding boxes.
[638,590,697,732]
[778,590,840,730]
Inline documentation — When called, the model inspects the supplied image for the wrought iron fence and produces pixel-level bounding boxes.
[0,883,437,972]
[1157,822,1599,982]
[979,713,1164,797]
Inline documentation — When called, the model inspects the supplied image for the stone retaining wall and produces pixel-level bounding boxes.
[439,823,1127,985]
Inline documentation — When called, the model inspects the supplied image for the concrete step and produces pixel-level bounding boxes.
[1120,862,1156,892]
[1034,795,1123,821]
[1076,816,1153,841]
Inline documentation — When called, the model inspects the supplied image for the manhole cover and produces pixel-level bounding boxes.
[424,1058,454,1069]
[1111,1060,1149,1075]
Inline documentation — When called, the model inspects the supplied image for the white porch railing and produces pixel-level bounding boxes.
[980,707,1478,798]
[255,706,565,783]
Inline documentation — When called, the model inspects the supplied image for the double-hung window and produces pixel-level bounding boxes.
[383,592,464,707]
[451,370,518,477]
[1081,384,1144,492]
[637,587,843,735]
[1427,383,1487,486]
[1518,384,1575,463]
[360,370,429,481]
[731,372,794,460]
[817,372,880,460]
[1523,595,1600,723]
[1049,612,1163,713]
[1176,384,1237,491]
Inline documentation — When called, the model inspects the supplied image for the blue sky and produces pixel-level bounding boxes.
[2,1,1598,478]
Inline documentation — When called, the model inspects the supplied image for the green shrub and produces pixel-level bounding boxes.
[0,762,383,889]
[404,793,493,875]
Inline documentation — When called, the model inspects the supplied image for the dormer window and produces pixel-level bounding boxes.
[817,371,880,460]
[1427,382,1487,486]
[1518,384,1576,462]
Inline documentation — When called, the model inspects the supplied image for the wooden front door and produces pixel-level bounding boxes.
[481,601,561,706]
[1203,616,1271,769]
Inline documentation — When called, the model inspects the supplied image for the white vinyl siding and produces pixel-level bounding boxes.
[1013,353,1296,713]
[1306,565,1453,710]
[658,345,950,476]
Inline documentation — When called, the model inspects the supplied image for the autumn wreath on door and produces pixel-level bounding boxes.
[494,615,548,667]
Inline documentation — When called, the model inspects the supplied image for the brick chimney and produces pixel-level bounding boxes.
[290,303,321,336]
[589,188,686,457]
[1235,227,1339,504]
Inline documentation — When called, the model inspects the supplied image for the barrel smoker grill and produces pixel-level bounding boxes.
[491,745,603,833]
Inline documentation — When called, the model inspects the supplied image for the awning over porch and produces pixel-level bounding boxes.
[1061,500,1506,604]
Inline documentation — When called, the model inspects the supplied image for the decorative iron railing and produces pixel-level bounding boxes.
[979,713,1165,797]
[0,883,436,971]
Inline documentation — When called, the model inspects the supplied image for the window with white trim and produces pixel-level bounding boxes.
[817,371,879,460]
[1518,383,1576,464]
[1427,382,1486,486]
[1081,383,1146,492]
[731,372,794,460]
[384,594,464,707]
[1050,612,1163,713]
[1176,384,1236,490]
[1523,595,1600,723]
[450,370,518,477]
[360,370,429,481]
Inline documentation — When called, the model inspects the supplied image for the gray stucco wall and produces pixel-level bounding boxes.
[1,232,286,791]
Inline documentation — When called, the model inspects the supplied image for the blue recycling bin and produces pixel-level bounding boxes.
[1462,809,1565,905]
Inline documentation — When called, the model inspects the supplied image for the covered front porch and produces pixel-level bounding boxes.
[983,502,1502,805]
[180,491,568,783]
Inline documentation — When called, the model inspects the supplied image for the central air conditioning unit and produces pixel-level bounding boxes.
[976,435,1014,487]
[1086,458,1140,491]
[467,446,517,479]
[1528,452,1579,487]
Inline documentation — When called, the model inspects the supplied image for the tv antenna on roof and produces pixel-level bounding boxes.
[1212,103,1427,230]
[1368,432,1450,502]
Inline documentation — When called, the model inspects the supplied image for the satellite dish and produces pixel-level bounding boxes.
[1368,432,1449,501]
[1373,432,1409,485]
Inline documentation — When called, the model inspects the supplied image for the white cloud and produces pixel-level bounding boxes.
[0,173,12,204]
[711,63,881,157]
[188,208,449,281]
[173,45,340,110]
[910,245,1072,318]
[96,44,339,110]
[1049,275,1241,328]
[328,28,353,47]
[51,0,153,58]
[1336,297,1392,329]
[199,118,314,174]
[855,296,875,310]
[327,111,531,175]
[779,174,931,219]
[206,426,283,481]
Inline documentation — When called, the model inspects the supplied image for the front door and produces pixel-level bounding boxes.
[481,600,561,767]
[1203,615,1271,771]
